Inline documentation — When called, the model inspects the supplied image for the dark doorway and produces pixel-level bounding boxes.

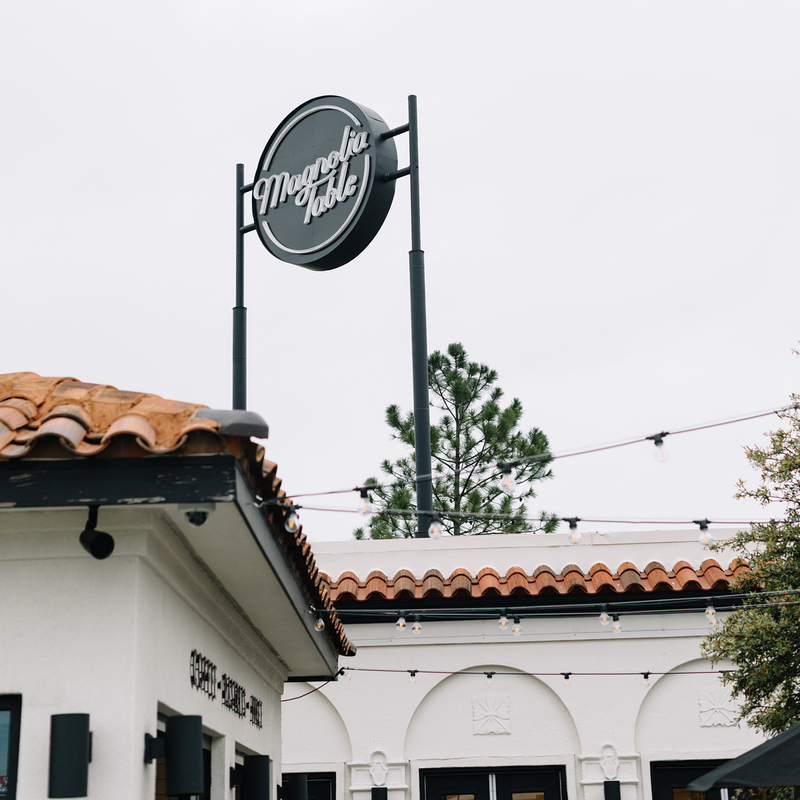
[651,760,728,800]
[422,767,567,800]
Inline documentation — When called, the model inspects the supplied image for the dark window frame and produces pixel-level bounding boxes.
[650,759,728,800]
[420,765,568,800]
[0,695,22,800]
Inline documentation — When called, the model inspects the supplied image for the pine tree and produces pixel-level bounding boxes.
[354,343,557,539]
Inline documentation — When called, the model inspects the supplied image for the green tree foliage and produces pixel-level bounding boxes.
[354,343,557,539]
[702,394,800,735]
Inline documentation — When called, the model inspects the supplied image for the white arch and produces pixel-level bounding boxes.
[403,663,581,763]
[283,683,353,765]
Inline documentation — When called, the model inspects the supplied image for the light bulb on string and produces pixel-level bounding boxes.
[498,463,516,496]
[356,487,372,517]
[314,612,325,632]
[284,507,301,534]
[408,670,418,685]
[705,603,717,626]
[485,671,495,687]
[564,517,581,544]
[642,672,650,689]
[599,605,610,626]
[646,432,670,463]
[695,519,713,548]
[562,672,571,688]
[612,613,622,634]
[428,514,443,540]
[338,667,352,681]
[396,612,407,631]
[498,609,509,630]
[511,616,522,637]
[411,615,422,635]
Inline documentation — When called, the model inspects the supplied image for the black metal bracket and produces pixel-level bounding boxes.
[144,733,165,764]
[230,766,244,788]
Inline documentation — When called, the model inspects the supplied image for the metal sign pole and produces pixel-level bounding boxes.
[406,96,433,538]
[233,164,255,411]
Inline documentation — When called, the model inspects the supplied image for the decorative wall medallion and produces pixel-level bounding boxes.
[579,748,639,786]
[369,751,389,786]
[600,745,620,780]
[698,689,737,727]
[472,694,511,735]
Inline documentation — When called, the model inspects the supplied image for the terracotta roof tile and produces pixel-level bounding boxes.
[449,568,474,597]
[674,560,703,590]
[325,560,737,606]
[562,565,588,593]
[421,569,446,597]
[506,566,531,595]
[618,563,645,592]
[0,372,354,658]
[477,567,502,596]
[700,558,729,588]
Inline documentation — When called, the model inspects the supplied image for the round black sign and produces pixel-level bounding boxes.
[252,96,398,271]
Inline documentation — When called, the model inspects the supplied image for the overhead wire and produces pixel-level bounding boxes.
[282,404,793,500]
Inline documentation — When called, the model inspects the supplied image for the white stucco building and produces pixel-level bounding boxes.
[282,531,765,800]
[0,372,352,800]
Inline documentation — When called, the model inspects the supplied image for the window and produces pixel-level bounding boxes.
[422,767,566,800]
[0,696,21,800]
[651,760,728,800]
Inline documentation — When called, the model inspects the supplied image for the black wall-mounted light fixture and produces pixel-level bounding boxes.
[144,715,204,796]
[283,772,309,800]
[79,505,114,560]
[231,755,271,799]
[48,713,91,798]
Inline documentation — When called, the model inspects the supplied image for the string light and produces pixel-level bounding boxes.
[511,616,522,637]
[646,432,670,463]
[562,672,571,688]
[612,613,622,633]
[408,670,417,685]
[428,514,443,539]
[498,463,516,496]
[396,612,407,631]
[314,612,325,632]
[564,517,581,544]
[284,506,301,534]
[695,519,713,548]
[485,671,495,687]
[498,609,509,630]
[338,667,352,681]
[642,671,650,688]
[357,487,372,517]
[599,605,610,626]
[411,615,422,635]
[705,603,717,626]
[284,405,792,505]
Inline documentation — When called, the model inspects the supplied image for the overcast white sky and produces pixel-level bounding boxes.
[2,2,798,542]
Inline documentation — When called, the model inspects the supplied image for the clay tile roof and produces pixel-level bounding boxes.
[0,372,354,658]
[323,561,735,607]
